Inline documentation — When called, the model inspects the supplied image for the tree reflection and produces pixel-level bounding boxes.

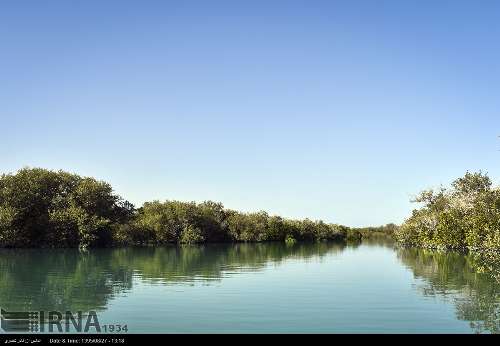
[397,248,500,334]
[0,242,345,313]
[3,242,496,333]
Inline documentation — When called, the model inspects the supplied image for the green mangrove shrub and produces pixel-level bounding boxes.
[396,172,500,250]
[0,168,134,248]
[179,225,205,244]
[285,234,297,245]
[346,229,362,242]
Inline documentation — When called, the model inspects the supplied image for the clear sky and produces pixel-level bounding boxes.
[1,0,499,227]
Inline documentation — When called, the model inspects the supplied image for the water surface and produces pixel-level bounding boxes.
[0,240,498,333]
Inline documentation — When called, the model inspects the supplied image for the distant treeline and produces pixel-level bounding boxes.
[351,224,398,239]
[0,168,394,248]
[396,172,500,251]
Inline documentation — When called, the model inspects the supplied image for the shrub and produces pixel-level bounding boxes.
[346,229,362,242]
[0,168,133,248]
[285,234,297,245]
[397,172,500,250]
[179,225,205,244]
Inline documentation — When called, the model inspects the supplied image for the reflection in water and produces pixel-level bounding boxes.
[0,240,498,333]
[398,248,500,334]
[0,249,133,312]
[0,242,344,312]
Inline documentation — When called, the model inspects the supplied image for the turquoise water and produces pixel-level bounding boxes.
[0,240,498,333]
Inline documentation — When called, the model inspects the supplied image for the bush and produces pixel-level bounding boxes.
[0,168,133,248]
[179,225,205,244]
[285,234,297,245]
[346,229,362,242]
[136,200,231,244]
[397,172,500,250]
[112,222,156,246]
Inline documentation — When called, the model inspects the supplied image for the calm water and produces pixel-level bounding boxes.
[0,240,498,334]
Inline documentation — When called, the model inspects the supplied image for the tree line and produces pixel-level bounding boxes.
[4,168,498,251]
[0,168,375,248]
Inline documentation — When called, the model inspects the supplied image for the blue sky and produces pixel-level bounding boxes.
[1,0,499,227]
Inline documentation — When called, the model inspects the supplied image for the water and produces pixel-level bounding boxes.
[0,239,498,333]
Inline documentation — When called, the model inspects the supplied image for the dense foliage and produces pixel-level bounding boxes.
[0,168,349,248]
[118,201,347,245]
[353,223,398,239]
[0,168,134,248]
[396,172,500,250]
